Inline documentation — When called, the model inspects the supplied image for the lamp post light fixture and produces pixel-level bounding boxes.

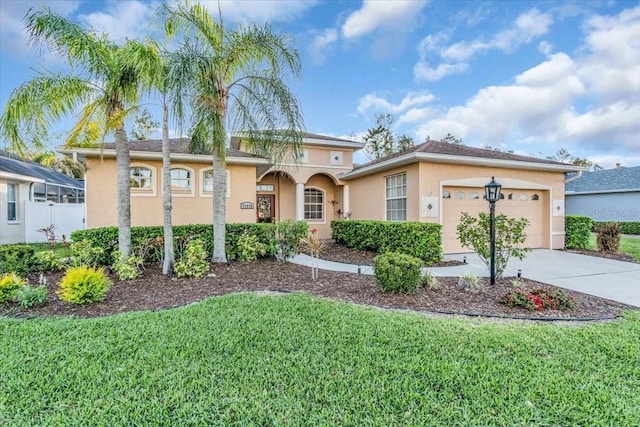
[484,176,502,285]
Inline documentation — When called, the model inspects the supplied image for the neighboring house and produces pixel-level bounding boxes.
[60,136,583,254]
[0,150,85,244]
[565,165,640,223]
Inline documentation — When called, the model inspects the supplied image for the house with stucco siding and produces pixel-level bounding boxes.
[59,135,583,253]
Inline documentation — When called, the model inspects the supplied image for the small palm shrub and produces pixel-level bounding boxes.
[174,239,209,278]
[112,250,142,280]
[500,288,575,311]
[373,252,423,293]
[15,284,49,308]
[71,240,105,267]
[595,222,621,253]
[35,250,64,272]
[421,270,440,290]
[57,266,112,305]
[458,273,482,292]
[0,273,26,303]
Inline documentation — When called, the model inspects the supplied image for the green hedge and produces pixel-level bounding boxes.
[331,220,442,265]
[594,221,640,235]
[565,215,593,249]
[373,252,423,293]
[0,245,37,275]
[71,223,277,265]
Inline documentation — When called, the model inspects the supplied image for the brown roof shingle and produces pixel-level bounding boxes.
[101,138,261,159]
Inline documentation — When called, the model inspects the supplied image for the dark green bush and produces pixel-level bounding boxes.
[71,223,278,265]
[565,215,593,249]
[595,222,621,253]
[331,220,442,264]
[594,221,640,235]
[0,245,37,275]
[373,252,423,293]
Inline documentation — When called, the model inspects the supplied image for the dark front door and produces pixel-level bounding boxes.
[257,194,275,223]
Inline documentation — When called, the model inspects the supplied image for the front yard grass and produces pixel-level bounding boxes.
[588,233,640,262]
[2,293,639,426]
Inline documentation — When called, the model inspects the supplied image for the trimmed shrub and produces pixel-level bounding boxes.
[15,285,48,308]
[112,250,142,280]
[373,252,423,293]
[0,273,26,303]
[35,250,64,272]
[0,245,37,275]
[57,266,112,305]
[71,223,279,265]
[274,219,309,261]
[595,222,621,253]
[565,215,593,249]
[70,240,105,267]
[235,234,268,262]
[331,220,442,265]
[174,239,209,278]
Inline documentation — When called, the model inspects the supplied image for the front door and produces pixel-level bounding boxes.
[256,194,275,223]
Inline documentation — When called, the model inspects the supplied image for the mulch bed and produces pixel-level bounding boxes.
[1,242,635,321]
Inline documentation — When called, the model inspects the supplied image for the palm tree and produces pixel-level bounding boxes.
[0,7,158,257]
[160,1,305,262]
[29,151,86,178]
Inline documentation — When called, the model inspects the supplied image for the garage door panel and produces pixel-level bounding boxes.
[442,186,545,253]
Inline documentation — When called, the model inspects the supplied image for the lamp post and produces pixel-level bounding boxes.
[484,176,502,285]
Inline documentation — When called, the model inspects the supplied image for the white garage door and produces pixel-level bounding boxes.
[442,186,546,253]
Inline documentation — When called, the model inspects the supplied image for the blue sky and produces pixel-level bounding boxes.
[1,0,639,168]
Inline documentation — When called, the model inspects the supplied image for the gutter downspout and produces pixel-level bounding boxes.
[565,170,583,184]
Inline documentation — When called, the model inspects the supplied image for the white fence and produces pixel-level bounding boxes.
[24,201,85,243]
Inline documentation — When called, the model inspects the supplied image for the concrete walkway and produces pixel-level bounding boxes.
[291,250,640,307]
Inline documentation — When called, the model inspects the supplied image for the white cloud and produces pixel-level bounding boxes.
[413,62,468,81]
[357,91,435,115]
[200,0,318,22]
[341,0,427,39]
[397,107,435,125]
[415,8,554,82]
[79,1,158,42]
[307,28,338,65]
[538,41,554,55]
[565,102,640,151]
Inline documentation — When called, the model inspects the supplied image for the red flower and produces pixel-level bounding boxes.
[311,228,317,234]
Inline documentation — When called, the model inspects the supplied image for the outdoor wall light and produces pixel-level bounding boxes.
[484,176,502,285]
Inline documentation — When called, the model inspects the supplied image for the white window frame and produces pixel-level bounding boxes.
[167,165,195,197]
[130,163,157,197]
[199,168,231,198]
[385,173,406,221]
[7,182,18,222]
[304,187,325,223]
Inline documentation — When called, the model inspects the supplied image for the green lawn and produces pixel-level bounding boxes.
[2,293,639,426]
[588,234,640,262]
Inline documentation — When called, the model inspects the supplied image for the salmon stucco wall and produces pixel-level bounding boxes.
[85,158,258,228]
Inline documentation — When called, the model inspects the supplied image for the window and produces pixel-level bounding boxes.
[508,193,517,200]
[304,188,324,221]
[171,168,191,190]
[532,194,539,201]
[442,190,451,199]
[520,193,528,201]
[470,191,479,200]
[201,168,231,197]
[130,167,153,188]
[385,173,406,221]
[455,191,466,200]
[7,183,17,221]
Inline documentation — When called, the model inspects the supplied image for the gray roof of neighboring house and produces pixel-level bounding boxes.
[565,166,640,194]
[0,150,83,189]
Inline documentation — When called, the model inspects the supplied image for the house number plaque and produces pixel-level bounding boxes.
[240,202,254,209]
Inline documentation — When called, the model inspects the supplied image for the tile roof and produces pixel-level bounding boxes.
[566,166,640,193]
[0,150,83,189]
[355,140,569,169]
[101,138,260,158]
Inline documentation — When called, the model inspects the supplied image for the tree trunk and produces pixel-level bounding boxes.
[115,126,131,257]
[161,102,174,275]
[211,148,227,263]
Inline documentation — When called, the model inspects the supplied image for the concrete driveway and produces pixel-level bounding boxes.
[443,250,640,307]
